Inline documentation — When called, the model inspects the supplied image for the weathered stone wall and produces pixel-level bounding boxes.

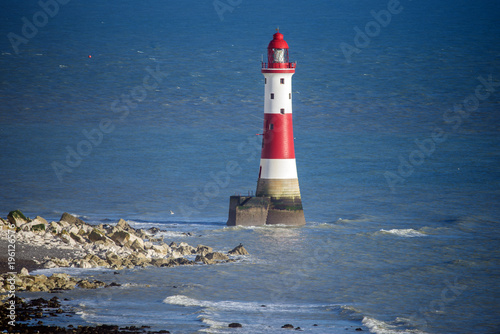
[227,196,270,226]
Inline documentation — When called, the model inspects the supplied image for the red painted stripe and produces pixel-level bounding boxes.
[261,113,295,159]
[261,69,295,74]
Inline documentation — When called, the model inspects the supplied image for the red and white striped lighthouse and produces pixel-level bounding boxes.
[255,31,305,225]
[227,30,305,226]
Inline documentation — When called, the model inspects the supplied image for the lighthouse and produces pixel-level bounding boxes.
[227,31,305,226]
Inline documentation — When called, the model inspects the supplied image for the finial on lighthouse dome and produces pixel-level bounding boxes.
[264,30,296,70]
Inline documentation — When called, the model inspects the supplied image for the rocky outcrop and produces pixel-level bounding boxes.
[0,211,250,272]
[0,268,119,293]
[7,210,28,227]
[228,244,249,255]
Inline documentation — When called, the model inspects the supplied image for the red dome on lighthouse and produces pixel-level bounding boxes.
[267,32,289,49]
[263,31,296,71]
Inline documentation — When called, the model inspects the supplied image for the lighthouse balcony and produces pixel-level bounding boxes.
[261,62,296,69]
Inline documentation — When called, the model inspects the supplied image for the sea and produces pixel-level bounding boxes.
[1,0,500,333]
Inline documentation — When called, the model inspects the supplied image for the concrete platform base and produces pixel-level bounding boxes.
[226,195,305,226]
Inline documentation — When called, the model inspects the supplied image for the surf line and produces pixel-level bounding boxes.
[51,64,168,183]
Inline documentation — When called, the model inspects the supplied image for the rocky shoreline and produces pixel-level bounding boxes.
[0,210,249,332]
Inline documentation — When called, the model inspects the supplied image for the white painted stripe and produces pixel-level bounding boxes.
[263,72,294,114]
[259,158,298,179]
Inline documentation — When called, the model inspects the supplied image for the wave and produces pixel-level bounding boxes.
[163,294,343,314]
[379,229,427,238]
[163,294,260,310]
[362,317,428,334]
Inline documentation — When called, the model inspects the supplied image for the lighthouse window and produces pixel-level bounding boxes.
[269,123,274,130]
[270,93,274,99]
[289,93,292,99]
[265,78,267,84]
[280,108,285,114]
[273,48,285,63]
[280,78,285,84]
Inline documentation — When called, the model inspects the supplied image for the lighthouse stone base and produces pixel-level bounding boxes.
[226,195,305,226]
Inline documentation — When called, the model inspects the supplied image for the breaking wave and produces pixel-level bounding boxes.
[379,228,427,238]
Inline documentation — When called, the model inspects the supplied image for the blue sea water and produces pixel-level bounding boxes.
[1,0,500,333]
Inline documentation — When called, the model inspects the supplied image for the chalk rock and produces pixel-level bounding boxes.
[114,218,135,233]
[105,252,123,267]
[47,221,63,234]
[88,228,107,242]
[43,261,58,269]
[205,252,229,261]
[59,231,76,245]
[152,244,170,255]
[135,229,149,240]
[196,245,213,256]
[20,216,48,232]
[70,232,85,243]
[170,258,195,266]
[195,255,216,265]
[151,258,171,267]
[170,250,183,259]
[60,212,86,225]
[129,239,144,251]
[228,244,249,255]
[175,242,196,256]
[51,258,70,267]
[126,253,150,266]
[109,230,131,246]
[83,254,108,267]
[74,259,93,269]
[78,279,105,289]
[19,267,29,276]
[8,210,28,227]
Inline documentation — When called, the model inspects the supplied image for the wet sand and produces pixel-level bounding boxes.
[0,238,81,274]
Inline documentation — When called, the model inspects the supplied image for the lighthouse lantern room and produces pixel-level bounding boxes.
[227,31,305,226]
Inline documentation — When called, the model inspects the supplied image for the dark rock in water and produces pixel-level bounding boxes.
[205,252,229,261]
[60,212,86,225]
[107,282,121,287]
[228,244,249,255]
[355,328,363,331]
[228,322,243,328]
[282,324,294,329]
[148,227,161,234]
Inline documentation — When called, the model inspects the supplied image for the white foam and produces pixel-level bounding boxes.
[362,317,428,334]
[163,295,340,314]
[379,229,427,238]
[31,266,112,276]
